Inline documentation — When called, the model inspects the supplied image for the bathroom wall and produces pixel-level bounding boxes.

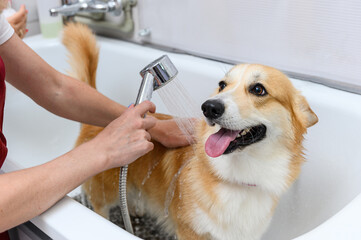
[8,0,361,93]
[135,0,361,93]
[11,0,40,36]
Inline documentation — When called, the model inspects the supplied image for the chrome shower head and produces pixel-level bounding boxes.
[135,55,178,105]
[140,55,178,90]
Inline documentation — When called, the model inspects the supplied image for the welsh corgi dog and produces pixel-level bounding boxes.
[63,23,318,240]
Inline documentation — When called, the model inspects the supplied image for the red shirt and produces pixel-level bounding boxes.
[0,231,9,240]
[0,57,7,169]
[0,57,9,240]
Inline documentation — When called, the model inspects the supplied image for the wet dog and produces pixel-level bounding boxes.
[63,23,318,240]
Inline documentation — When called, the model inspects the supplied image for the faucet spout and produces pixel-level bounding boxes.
[50,0,122,17]
[50,2,87,17]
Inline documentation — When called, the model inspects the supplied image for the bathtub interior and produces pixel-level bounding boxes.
[3,36,361,240]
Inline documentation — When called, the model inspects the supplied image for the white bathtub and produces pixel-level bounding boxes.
[2,35,361,239]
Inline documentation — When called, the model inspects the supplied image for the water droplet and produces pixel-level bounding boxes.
[141,158,161,186]
[163,159,191,217]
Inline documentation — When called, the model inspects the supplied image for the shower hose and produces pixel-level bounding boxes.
[119,164,134,234]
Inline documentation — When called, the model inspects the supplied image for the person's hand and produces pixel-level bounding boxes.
[7,4,28,39]
[149,118,197,148]
[89,101,157,170]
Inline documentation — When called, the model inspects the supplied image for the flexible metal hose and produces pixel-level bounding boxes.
[119,165,134,234]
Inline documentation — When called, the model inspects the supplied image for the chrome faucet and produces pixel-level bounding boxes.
[49,0,122,17]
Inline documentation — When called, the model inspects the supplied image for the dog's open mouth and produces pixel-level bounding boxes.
[205,124,267,158]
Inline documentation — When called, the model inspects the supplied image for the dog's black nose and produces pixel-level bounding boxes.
[201,100,225,119]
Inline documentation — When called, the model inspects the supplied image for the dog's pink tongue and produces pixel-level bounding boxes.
[205,128,240,158]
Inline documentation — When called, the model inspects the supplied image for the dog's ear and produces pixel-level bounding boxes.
[293,92,318,128]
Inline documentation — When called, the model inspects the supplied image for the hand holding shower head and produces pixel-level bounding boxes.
[120,55,178,234]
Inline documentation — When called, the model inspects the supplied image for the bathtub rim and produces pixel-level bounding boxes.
[1,157,141,240]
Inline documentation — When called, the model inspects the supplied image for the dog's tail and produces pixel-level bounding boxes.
[62,22,99,89]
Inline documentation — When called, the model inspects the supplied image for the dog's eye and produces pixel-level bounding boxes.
[250,83,267,96]
[219,81,227,92]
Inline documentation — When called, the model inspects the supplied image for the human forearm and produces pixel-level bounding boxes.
[0,34,193,147]
[0,102,156,232]
[1,34,125,127]
[0,141,105,232]
[40,73,126,127]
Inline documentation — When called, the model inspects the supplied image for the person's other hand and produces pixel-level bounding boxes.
[149,118,197,148]
[90,101,157,170]
[7,4,28,39]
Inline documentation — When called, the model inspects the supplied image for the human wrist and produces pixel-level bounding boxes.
[72,139,109,174]
[148,119,162,143]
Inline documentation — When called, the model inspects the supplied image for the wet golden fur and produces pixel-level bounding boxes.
[64,23,318,240]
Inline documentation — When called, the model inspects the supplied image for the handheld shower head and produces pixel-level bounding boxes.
[121,55,179,234]
[140,55,179,90]
[135,55,178,105]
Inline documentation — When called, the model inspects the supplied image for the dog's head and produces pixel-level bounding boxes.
[199,64,318,193]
